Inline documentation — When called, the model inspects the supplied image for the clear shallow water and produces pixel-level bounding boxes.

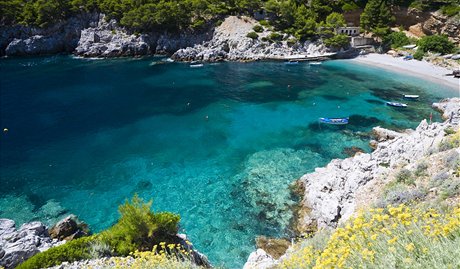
[0,56,457,268]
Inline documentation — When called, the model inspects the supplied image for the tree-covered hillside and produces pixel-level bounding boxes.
[0,0,458,35]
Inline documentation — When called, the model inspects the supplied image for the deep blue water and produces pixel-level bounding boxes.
[0,56,457,268]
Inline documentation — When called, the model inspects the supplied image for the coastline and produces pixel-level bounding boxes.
[349,53,460,91]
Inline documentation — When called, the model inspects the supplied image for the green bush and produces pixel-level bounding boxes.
[267,32,283,41]
[253,25,264,32]
[258,20,270,27]
[413,49,425,60]
[441,4,460,17]
[383,31,410,49]
[396,168,415,185]
[100,194,180,255]
[246,31,259,39]
[17,236,97,269]
[324,34,349,49]
[417,34,456,54]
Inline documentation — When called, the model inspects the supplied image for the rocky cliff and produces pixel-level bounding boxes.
[172,16,328,62]
[243,98,460,268]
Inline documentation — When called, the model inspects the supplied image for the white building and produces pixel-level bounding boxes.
[336,27,360,36]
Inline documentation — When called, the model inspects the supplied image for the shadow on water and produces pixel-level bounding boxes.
[348,114,383,128]
[369,88,404,100]
[365,99,386,105]
[321,94,349,101]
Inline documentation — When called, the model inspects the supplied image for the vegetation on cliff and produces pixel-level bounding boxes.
[279,204,460,268]
[276,128,460,269]
[1,0,458,38]
[16,195,201,269]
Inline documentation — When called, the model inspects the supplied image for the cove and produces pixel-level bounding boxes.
[0,56,456,268]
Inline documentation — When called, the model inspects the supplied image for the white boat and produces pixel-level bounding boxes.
[190,64,204,68]
[309,61,322,66]
[386,102,407,108]
[403,94,419,99]
[403,44,417,49]
[285,61,299,65]
[452,54,460,60]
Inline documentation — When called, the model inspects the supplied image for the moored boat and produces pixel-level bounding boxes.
[310,61,322,66]
[319,117,349,125]
[190,64,204,68]
[403,94,419,100]
[285,61,299,65]
[386,102,407,108]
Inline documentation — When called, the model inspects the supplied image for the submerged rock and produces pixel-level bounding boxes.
[255,236,291,259]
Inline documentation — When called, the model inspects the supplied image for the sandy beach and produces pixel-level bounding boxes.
[350,53,460,91]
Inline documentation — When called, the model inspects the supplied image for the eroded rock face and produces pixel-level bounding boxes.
[74,15,150,57]
[2,13,99,56]
[0,219,64,269]
[172,16,328,62]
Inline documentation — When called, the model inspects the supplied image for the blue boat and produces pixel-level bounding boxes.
[319,117,349,125]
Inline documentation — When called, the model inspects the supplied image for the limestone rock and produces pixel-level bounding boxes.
[256,236,291,259]
[172,16,328,62]
[372,126,406,142]
[0,219,63,269]
[243,249,276,269]
[433,98,460,122]
[296,98,460,230]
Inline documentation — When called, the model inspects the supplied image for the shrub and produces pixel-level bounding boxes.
[414,161,428,177]
[279,205,460,269]
[395,169,414,185]
[383,31,410,49]
[100,194,180,255]
[253,25,264,32]
[246,31,259,39]
[417,35,455,55]
[413,49,425,60]
[441,4,460,17]
[17,236,97,269]
[267,32,283,41]
[259,20,270,27]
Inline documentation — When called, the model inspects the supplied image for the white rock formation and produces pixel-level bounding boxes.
[243,249,276,269]
[172,16,328,62]
[0,219,64,268]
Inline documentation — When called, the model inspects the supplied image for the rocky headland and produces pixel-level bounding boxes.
[0,215,88,268]
[244,97,460,268]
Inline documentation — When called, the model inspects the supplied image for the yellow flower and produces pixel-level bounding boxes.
[405,243,415,252]
[388,236,398,244]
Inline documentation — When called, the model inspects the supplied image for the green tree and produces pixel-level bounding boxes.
[325,12,346,28]
[360,0,395,33]
[417,34,456,54]
[383,31,410,48]
[324,34,350,48]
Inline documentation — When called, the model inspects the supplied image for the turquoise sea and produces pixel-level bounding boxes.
[0,56,457,268]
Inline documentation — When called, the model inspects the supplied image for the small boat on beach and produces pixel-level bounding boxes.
[310,61,322,66]
[386,102,407,108]
[319,117,349,125]
[403,94,419,100]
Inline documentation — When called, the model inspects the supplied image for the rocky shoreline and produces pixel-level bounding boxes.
[1,15,330,60]
[243,97,460,268]
[0,215,89,268]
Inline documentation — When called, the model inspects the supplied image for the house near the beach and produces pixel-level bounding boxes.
[336,26,361,36]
